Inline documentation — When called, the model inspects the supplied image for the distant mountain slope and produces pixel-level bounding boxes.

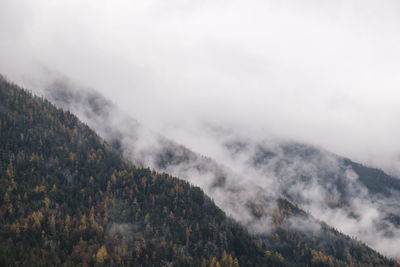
[0,77,290,266]
[237,140,400,256]
[39,77,399,266]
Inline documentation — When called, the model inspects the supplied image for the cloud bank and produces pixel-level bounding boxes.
[37,79,400,258]
[2,0,400,175]
[2,2,400,257]
[1,0,400,174]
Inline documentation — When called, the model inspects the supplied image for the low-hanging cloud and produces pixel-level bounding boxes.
[1,0,400,175]
[36,78,400,258]
[2,0,400,258]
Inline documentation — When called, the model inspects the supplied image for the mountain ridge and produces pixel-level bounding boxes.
[34,76,400,264]
[0,76,289,266]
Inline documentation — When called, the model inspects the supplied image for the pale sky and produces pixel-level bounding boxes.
[1,0,400,175]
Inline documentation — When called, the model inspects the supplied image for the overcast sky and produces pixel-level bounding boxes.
[1,0,400,175]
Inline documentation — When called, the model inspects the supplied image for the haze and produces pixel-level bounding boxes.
[1,0,400,175]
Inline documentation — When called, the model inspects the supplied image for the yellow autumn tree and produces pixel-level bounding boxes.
[96,245,108,264]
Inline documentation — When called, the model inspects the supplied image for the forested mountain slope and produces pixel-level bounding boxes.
[39,78,400,262]
[30,78,400,266]
[25,77,396,266]
[0,77,290,266]
[226,140,400,256]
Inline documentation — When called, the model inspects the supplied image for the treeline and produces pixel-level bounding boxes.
[0,77,398,266]
[0,78,288,266]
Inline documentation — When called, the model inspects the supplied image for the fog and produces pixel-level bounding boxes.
[1,0,400,175]
[2,0,400,258]
[33,78,400,258]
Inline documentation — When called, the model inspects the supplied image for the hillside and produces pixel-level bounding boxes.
[2,0,400,266]
[233,140,400,255]
[38,78,400,266]
[0,77,290,266]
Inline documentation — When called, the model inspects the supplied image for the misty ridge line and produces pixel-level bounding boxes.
[3,0,400,179]
[35,76,400,259]
[1,0,400,264]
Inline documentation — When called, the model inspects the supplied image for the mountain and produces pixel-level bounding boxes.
[36,77,400,266]
[0,76,291,266]
[223,139,400,256]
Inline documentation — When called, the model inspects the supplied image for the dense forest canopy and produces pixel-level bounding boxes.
[0,76,398,266]
[0,77,286,266]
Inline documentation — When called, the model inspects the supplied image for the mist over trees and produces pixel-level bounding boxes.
[1,1,400,266]
[1,76,399,265]
[41,78,400,260]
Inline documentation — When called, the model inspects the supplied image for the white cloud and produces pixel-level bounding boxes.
[2,0,400,174]
[2,2,400,256]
